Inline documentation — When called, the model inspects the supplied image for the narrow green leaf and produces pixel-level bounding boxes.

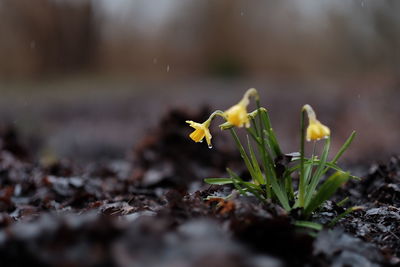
[247,125,261,146]
[284,173,295,201]
[204,178,234,185]
[336,197,349,207]
[304,158,314,184]
[247,119,274,199]
[227,169,266,201]
[256,110,289,209]
[304,137,331,206]
[259,108,281,157]
[247,135,264,185]
[304,171,350,217]
[269,175,290,210]
[294,220,323,231]
[241,181,266,201]
[290,132,357,181]
[229,129,258,182]
[305,143,317,184]
[288,160,359,180]
[328,206,363,227]
[332,131,356,164]
[317,131,358,180]
[256,128,289,209]
[289,160,341,173]
[298,109,306,207]
[227,168,247,196]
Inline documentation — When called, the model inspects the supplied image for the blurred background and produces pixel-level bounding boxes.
[0,0,399,163]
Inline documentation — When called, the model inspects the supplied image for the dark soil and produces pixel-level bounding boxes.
[0,109,399,267]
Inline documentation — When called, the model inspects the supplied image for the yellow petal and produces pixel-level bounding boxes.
[186,120,212,146]
[224,103,249,128]
[186,120,200,128]
[189,128,205,142]
[222,88,259,128]
[303,105,330,141]
[306,120,330,141]
[205,129,212,148]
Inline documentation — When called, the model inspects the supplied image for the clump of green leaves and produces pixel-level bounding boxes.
[186,88,359,225]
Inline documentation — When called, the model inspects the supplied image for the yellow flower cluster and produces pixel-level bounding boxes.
[186,88,257,147]
[186,89,331,147]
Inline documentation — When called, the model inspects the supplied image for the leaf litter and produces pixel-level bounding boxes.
[0,110,399,266]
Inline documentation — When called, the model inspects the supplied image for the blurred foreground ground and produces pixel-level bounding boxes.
[0,75,398,163]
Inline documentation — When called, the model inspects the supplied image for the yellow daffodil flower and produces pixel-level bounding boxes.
[186,111,224,148]
[224,88,259,128]
[186,120,213,148]
[303,104,330,141]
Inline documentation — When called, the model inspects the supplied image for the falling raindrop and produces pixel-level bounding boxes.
[153,58,158,64]
[240,11,244,16]
[166,65,170,72]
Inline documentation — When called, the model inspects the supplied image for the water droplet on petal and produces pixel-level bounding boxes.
[199,139,203,143]
[208,144,213,149]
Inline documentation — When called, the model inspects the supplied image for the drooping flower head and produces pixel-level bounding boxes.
[224,88,259,128]
[186,120,212,148]
[185,110,223,148]
[303,104,330,141]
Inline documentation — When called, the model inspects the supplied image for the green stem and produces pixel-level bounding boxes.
[256,100,272,199]
[205,110,225,127]
[299,109,306,207]
[305,142,317,184]
[261,110,281,157]
[229,128,260,185]
[285,173,294,201]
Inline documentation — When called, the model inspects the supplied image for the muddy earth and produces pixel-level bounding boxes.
[0,108,399,267]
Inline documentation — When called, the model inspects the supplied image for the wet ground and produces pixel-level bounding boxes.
[0,77,399,266]
[0,106,399,266]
